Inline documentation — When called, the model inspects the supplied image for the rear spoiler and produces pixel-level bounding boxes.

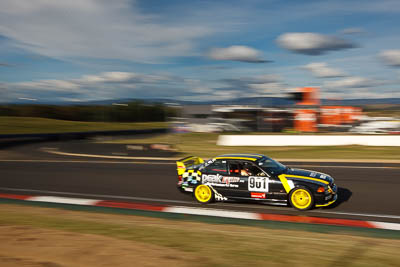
[176,156,204,176]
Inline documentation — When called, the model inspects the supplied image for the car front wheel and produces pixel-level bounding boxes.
[289,187,314,211]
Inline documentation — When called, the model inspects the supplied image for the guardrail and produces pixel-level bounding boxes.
[217,135,400,146]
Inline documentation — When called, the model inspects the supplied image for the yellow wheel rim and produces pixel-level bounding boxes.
[195,185,212,203]
[291,189,312,209]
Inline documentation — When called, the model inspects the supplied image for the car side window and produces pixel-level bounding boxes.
[243,162,266,176]
[228,161,240,175]
[228,161,266,176]
[203,160,228,174]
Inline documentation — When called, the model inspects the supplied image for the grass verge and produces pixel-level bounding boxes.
[0,203,399,266]
[103,132,400,160]
[0,116,167,134]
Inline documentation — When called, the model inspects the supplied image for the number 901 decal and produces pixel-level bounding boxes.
[248,176,269,192]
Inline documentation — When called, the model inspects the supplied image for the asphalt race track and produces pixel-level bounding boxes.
[0,141,399,223]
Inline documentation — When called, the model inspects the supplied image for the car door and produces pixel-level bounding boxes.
[238,161,287,201]
[254,160,287,200]
[201,159,244,196]
[243,162,272,199]
[224,160,259,198]
[200,159,229,193]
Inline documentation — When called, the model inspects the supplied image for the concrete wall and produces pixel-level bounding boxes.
[217,135,400,146]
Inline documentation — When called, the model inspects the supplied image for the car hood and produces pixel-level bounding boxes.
[283,168,334,184]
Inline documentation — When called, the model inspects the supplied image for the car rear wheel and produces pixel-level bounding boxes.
[289,187,314,211]
[194,185,214,204]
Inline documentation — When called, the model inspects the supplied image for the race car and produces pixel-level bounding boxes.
[176,154,337,211]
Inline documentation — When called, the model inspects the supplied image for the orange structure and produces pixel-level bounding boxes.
[291,87,362,132]
[320,106,342,125]
[341,106,362,124]
[320,106,362,125]
[296,87,320,106]
[294,109,317,132]
[292,87,319,132]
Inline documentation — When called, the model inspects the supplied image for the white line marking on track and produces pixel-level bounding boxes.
[0,159,174,164]
[369,221,400,231]
[310,210,400,220]
[164,206,261,220]
[39,148,400,168]
[28,196,99,206]
[0,187,191,204]
[41,148,180,161]
[1,187,399,220]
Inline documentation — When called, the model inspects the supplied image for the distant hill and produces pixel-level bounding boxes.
[321,98,400,106]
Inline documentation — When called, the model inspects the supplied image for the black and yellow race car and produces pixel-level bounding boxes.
[176,154,337,211]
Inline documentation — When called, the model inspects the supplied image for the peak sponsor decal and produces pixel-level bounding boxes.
[222,176,241,184]
[251,192,266,199]
[202,174,242,188]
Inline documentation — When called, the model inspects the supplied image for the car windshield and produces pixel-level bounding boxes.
[257,157,287,174]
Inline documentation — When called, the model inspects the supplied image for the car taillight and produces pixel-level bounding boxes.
[317,187,325,193]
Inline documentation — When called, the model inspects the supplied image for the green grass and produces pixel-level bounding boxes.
[103,132,400,160]
[0,116,167,134]
[1,204,400,266]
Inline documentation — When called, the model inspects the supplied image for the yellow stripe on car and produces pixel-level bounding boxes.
[214,157,258,161]
[176,161,186,176]
[315,198,337,207]
[281,174,329,185]
[278,174,293,193]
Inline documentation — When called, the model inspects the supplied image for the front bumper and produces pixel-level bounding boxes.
[315,183,338,207]
[315,193,337,207]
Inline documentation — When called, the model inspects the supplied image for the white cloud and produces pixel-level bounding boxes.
[253,74,281,83]
[208,46,268,63]
[0,0,220,63]
[217,73,287,97]
[191,87,214,94]
[12,71,174,94]
[17,80,81,92]
[247,74,287,96]
[379,50,400,67]
[80,72,136,84]
[322,89,400,99]
[277,33,356,55]
[6,70,237,101]
[302,62,345,78]
[4,71,184,102]
[323,76,381,89]
[248,83,287,96]
[340,27,365,35]
[0,62,12,67]
[79,72,171,84]
[212,90,241,100]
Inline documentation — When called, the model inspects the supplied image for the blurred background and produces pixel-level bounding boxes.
[1,1,400,266]
[2,86,399,134]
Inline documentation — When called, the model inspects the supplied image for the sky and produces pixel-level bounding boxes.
[1,0,400,103]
